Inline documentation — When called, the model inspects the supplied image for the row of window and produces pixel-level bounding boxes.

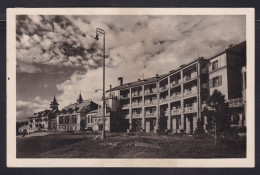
[59,116,77,124]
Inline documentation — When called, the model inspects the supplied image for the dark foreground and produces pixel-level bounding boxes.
[17,132,246,158]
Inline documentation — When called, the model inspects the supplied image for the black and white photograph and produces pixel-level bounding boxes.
[7,8,254,167]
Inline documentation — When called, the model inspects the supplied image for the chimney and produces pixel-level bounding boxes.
[109,85,112,90]
[118,77,123,86]
[138,78,140,81]
[156,74,159,77]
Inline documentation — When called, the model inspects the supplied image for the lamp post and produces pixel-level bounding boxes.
[95,28,106,140]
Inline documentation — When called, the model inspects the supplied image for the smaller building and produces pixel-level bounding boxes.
[85,91,129,132]
[18,125,28,134]
[28,96,59,133]
[56,93,98,131]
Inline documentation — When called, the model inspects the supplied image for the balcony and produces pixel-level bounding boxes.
[170,93,182,100]
[144,88,157,95]
[123,114,130,118]
[144,100,158,105]
[131,102,144,107]
[122,104,130,108]
[171,108,182,115]
[159,97,170,103]
[159,85,168,91]
[131,92,143,97]
[145,112,158,118]
[184,105,197,113]
[184,72,197,82]
[170,80,181,87]
[133,113,142,118]
[184,88,197,97]
[120,94,130,99]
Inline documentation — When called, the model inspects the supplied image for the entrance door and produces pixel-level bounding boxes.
[190,116,193,134]
[172,118,177,133]
[146,121,151,133]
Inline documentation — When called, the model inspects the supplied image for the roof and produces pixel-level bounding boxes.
[208,41,246,61]
[50,95,59,105]
[107,73,169,92]
[60,100,94,114]
[77,93,83,103]
[28,108,59,119]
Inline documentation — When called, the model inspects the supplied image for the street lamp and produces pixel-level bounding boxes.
[95,28,106,140]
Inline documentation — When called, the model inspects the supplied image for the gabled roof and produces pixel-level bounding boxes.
[60,100,94,114]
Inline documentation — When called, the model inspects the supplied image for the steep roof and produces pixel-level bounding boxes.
[77,93,84,103]
[60,100,94,114]
[50,95,59,105]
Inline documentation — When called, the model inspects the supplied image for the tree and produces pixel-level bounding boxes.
[202,89,230,134]
[157,111,168,135]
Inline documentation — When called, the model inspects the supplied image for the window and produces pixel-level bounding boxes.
[202,83,208,88]
[65,116,69,124]
[72,116,77,124]
[210,76,222,88]
[212,60,218,71]
[59,116,63,124]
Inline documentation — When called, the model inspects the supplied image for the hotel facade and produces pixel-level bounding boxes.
[107,41,246,134]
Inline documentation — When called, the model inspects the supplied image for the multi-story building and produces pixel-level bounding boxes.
[56,93,98,131]
[28,96,60,133]
[107,41,246,134]
[207,42,246,128]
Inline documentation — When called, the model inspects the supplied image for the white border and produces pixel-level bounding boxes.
[7,8,255,167]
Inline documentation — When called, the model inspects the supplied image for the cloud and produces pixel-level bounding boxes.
[16,96,50,121]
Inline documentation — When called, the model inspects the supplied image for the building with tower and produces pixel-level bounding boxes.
[56,93,98,131]
[28,95,60,133]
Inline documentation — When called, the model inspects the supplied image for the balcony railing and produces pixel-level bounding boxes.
[120,94,130,98]
[122,104,130,108]
[144,88,157,95]
[170,80,181,87]
[131,102,143,107]
[184,88,197,96]
[132,92,143,97]
[184,105,197,113]
[124,114,130,118]
[184,72,197,81]
[159,96,170,103]
[144,100,158,105]
[170,93,182,100]
[171,108,182,115]
[145,113,158,117]
[159,84,168,91]
[133,113,142,118]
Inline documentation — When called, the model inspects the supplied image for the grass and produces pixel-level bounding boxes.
[16,132,246,158]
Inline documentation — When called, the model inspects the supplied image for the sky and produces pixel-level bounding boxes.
[16,15,246,121]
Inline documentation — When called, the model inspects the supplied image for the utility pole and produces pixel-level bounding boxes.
[95,28,106,140]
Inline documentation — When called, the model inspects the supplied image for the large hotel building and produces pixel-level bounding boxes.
[107,41,246,134]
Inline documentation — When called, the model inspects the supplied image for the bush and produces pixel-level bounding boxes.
[157,129,168,136]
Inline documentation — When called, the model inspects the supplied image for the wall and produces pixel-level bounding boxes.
[209,67,229,100]
[209,53,229,100]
